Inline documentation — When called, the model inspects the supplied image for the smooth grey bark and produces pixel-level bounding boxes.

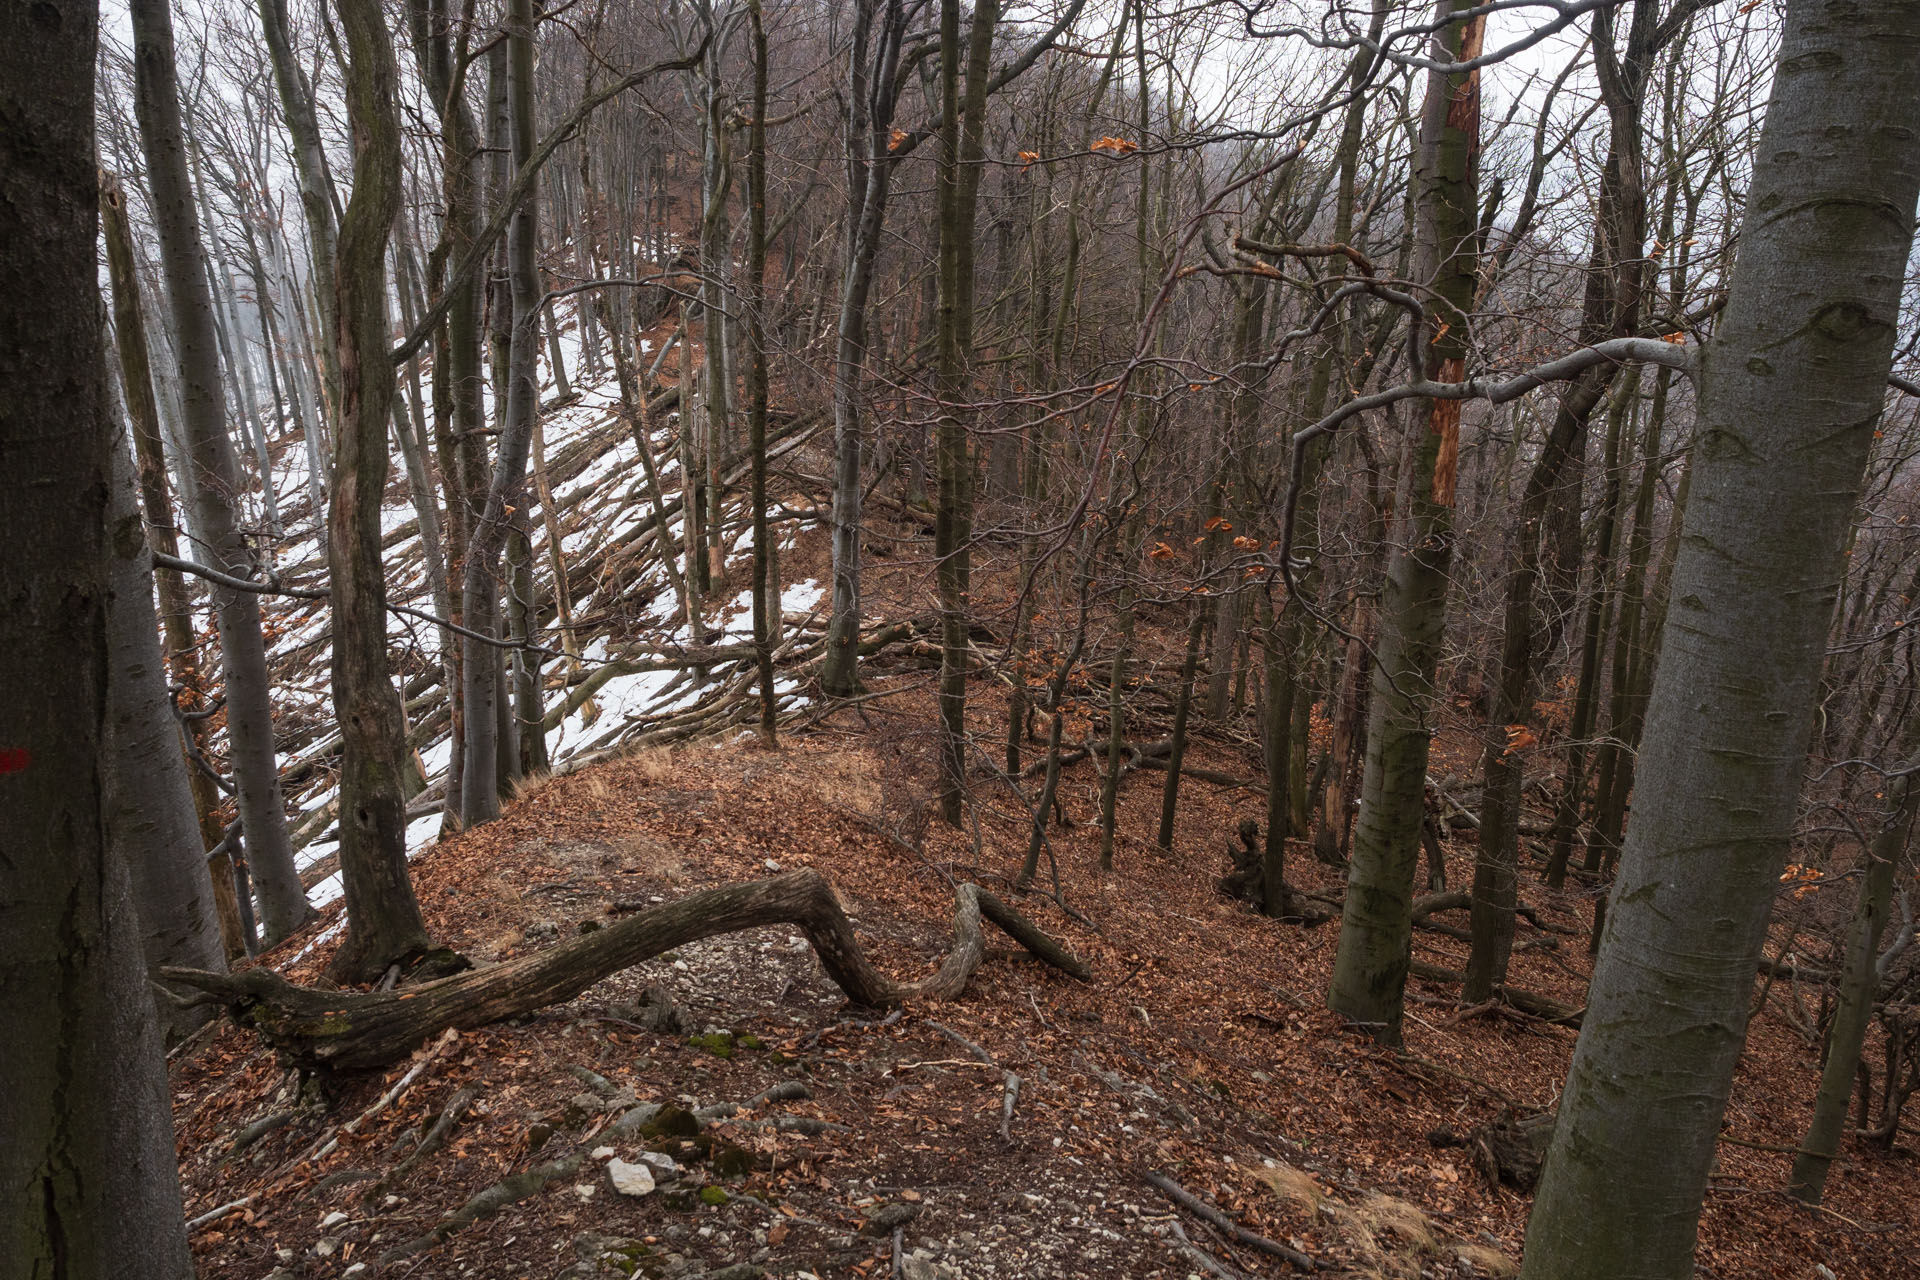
[459,0,541,826]
[1468,0,1663,997]
[1327,0,1484,1046]
[1521,3,1920,1274]
[0,2,196,1265]
[102,170,251,959]
[821,0,909,697]
[256,0,342,416]
[105,412,228,1037]
[130,0,312,943]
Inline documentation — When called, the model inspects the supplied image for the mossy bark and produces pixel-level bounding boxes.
[1327,0,1483,1045]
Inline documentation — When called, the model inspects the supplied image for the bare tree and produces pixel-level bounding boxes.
[130,0,311,941]
[1522,2,1920,1272]
[0,0,195,1266]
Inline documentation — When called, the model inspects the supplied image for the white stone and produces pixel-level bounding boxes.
[591,1146,615,1160]
[320,1211,349,1228]
[606,1158,657,1197]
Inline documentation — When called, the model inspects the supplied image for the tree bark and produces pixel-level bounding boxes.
[256,0,342,419]
[1521,4,1920,1274]
[130,0,311,942]
[101,170,249,959]
[822,0,909,697]
[747,0,778,742]
[0,4,196,1263]
[1327,0,1483,1046]
[460,0,542,826]
[105,407,229,1036]
[326,0,434,983]
[932,0,996,823]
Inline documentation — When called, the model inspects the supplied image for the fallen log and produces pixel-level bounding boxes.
[163,870,1090,1072]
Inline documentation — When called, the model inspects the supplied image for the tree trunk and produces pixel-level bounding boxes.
[0,5,196,1261]
[101,170,249,960]
[1327,0,1483,1046]
[460,0,542,827]
[1788,745,1917,1203]
[131,0,311,943]
[256,0,342,419]
[105,405,229,1037]
[325,0,434,983]
[932,0,997,824]
[1521,5,1920,1273]
[747,0,778,742]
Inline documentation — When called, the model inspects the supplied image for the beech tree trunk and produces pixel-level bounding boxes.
[102,170,250,960]
[746,0,778,740]
[1788,742,1917,1203]
[326,0,434,983]
[1521,4,1920,1273]
[820,0,906,697]
[105,414,229,1036]
[257,0,342,418]
[460,0,542,826]
[130,0,311,943]
[1327,0,1483,1045]
[0,5,196,1264]
[932,0,995,823]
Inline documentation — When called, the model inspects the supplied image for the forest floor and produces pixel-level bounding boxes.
[171,523,1920,1280]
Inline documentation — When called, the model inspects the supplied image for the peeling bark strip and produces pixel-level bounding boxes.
[165,871,1090,1072]
[1428,359,1464,508]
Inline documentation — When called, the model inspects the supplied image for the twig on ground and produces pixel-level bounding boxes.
[925,1020,995,1064]
[186,1196,257,1233]
[1145,1169,1323,1271]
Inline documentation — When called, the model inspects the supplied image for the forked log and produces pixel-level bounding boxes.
[163,870,1090,1072]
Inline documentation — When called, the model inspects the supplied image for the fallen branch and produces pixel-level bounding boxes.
[1145,1170,1323,1271]
[164,872,1090,1072]
[185,1195,257,1234]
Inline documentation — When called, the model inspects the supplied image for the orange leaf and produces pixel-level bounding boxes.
[888,127,908,152]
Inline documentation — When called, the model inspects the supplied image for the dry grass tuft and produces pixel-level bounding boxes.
[1252,1163,1327,1213]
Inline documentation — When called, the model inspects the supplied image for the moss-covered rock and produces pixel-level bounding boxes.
[639,1104,701,1140]
[698,1184,730,1207]
[686,1032,736,1059]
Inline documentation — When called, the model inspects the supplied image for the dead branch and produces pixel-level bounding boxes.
[1145,1170,1324,1271]
[163,871,1089,1072]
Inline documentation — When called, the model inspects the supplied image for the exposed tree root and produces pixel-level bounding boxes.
[1407,958,1583,1026]
[163,871,1090,1072]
